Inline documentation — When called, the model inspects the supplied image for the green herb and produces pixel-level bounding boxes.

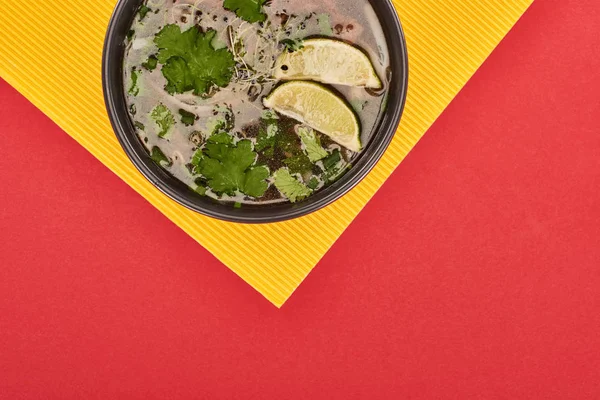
[223,0,267,23]
[324,164,349,183]
[150,104,175,138]
[214,104,235,131]
[194,136,269,198]
[142,55,158,71]
[323,149,342,170]
[255,128,276,153]
[154,25,235,96]
[138,5,151,21]
[179,109,196,126]
[129,104,137,116]
[262,147,275,158]
[322,149,349,183]
[234,202,242,209]
[266,122,279,137]
[127,30,135,41]
[256,121,278,150]
[255,112,280,155]
[273,169,312,203]
[194,186,207,196]
[211,35,228,50]
[307,176,320,190]
[194,177,208,196]
[134,121,145,131]
[283,154,313,175]
[205,119,227,137]
[299,127,328,162]
[317,13,334,36]
[150,146,172,167]
[128,68,140,96]
[280,38,304,52]
[261,110,279,122]
[208,132,234,144]
[191,150,204,167]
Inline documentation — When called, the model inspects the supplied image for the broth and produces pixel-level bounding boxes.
[124,0,390,205]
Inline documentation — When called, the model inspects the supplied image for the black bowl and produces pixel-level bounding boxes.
[103,0,408,223]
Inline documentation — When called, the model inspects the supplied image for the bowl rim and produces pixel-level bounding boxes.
[102,0,409,224]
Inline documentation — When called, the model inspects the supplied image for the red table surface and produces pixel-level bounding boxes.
[1,0,599,398]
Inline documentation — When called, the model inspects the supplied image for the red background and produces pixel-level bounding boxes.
[1,0,599,398]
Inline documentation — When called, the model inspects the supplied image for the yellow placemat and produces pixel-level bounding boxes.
[0,0,532,307]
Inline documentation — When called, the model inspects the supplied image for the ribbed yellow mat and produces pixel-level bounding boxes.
[0,0,532,307]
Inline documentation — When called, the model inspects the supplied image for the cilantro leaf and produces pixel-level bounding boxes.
[142,55,158,71]
[154,25,235,96]
[150,104,175,138]
[134,121,145,131]
[150,146,172,167]
[255,124,277,152]
[195,137,269,198]
[223,0,267,23]
[194,186,207,196]
[255,131,275,152]
[208,132,234,144]
[261,110,279,122]
[201,106,234,140]
[273,169,312,203]
[283,154,313,174]
[192,149,204,166]
[206,119,227,136]
[280,38,304,53]
[138,5,151,21]
[255,112,281,157]
[307,176,320,190]
[323,149,342,170]
[322,149,350,183]
[193,176,208,196]
[128,68,140,96]
[317,13,334,36]
[299,127,328,162]
[160,57,194,94]
[179,109,196,126]
[243,165,270,197]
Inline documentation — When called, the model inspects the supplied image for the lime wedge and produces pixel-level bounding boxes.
[274,39,382,89]
[263,81,362,152]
